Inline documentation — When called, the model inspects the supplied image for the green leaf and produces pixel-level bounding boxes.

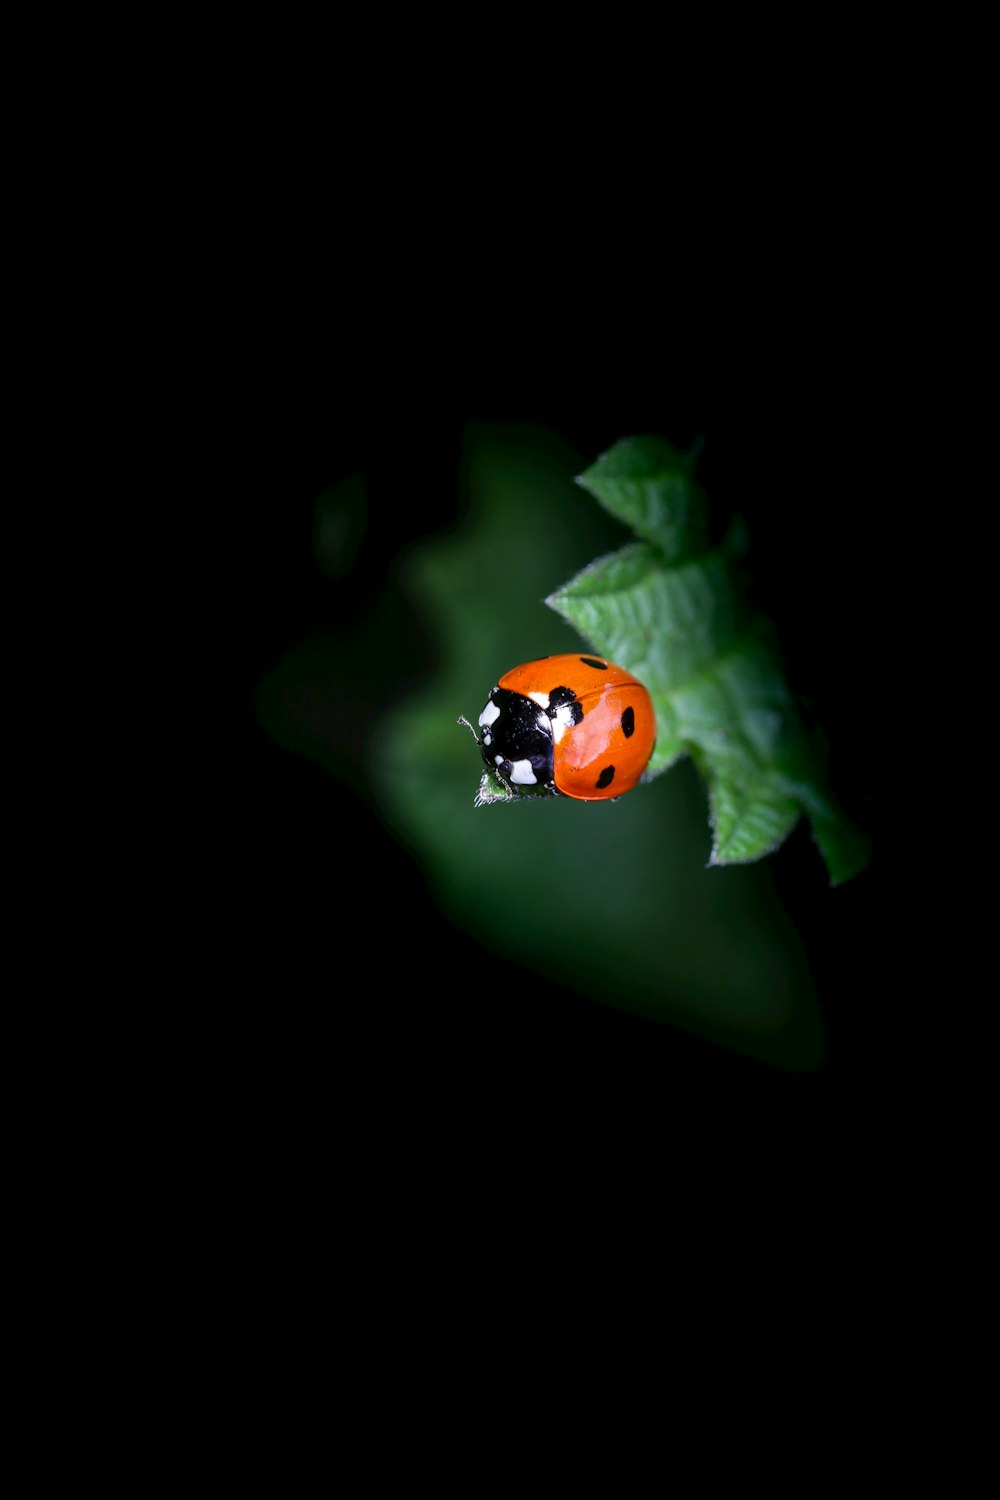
[578,434,709,562]
[370,423,827,1067]
[545,436,870,885]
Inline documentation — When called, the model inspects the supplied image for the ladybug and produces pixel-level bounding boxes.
[466,653,656,801]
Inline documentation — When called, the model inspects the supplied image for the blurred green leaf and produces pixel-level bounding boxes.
[543,436,870,885]
[372,425,826,1068]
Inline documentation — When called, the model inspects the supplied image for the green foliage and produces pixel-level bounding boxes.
[372,425,827,1068]
[485,435,869,886]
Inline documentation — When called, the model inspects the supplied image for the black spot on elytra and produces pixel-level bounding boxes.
[580,657,607,670]
[621,706,635,738]
[547,685,584,727]
[596,765,615,789]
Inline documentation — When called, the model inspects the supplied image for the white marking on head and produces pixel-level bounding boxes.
[479,699,501,729]
[508,759,537,785]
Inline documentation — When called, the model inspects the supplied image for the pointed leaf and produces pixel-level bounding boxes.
[544,436,870,884]
[577,435,710,563]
